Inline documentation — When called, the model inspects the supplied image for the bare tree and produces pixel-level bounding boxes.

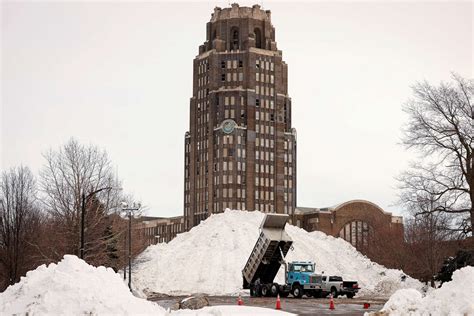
[0,166,42,290]
[403,198,457,286]
[399,74,473,236]
[39,138,123,265]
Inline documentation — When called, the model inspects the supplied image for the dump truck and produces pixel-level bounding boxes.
[242,213,323,298]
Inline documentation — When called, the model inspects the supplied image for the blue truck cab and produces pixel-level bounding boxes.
[286,261,323,298]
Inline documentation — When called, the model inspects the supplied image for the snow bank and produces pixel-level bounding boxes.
[133,210,422,297]
[0,255,165,315]
[0,254,296,315]
[373,266,474,316]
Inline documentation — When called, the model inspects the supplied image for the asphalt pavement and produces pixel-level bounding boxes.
[149,295,386,315]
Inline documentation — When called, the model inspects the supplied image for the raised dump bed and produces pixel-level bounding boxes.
[242,214,293,291]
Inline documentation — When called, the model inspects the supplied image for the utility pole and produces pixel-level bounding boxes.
[121,202,140,291]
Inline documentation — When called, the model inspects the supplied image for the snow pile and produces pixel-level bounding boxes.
[374,266,474,316]
[0,255,166,315]
[133,210,422,297]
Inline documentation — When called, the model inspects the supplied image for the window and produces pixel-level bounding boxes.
[239,60,243,67]
[256,99,260,106]
[221,61,225,69]
[232,28,239,50]
[221,74,225,82]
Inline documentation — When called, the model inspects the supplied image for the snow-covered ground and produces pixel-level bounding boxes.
[133,209,422,297]
[0,255,294,315]
[370,266,474,316]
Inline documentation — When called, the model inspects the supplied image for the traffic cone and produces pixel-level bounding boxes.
[237,294,243,306]
[363,302,370,309]
[275,294,281,310]
[329,294,335,310]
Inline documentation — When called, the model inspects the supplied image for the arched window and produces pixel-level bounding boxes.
[231,27,239,50]
[254,28,262,49]
[338,220,373,249]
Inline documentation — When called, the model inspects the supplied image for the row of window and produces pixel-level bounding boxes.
[255,177,274,187]
[255,98,274,109]
[197,59,209,75]
[214,202,246,212]
[222,59,243,69]
[256,85,274,97]
[255,123,273,136]
[256,59,274,72]
[197,76,209,87]
[256,111,276,122]
[255,163,274,174]
[256,72,274,84]
[215,187,246,199]
[221,72,244,83]
[256,204,275,213]
[255,189,275,201]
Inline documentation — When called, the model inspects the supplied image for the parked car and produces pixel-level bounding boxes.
[320,275,359,298]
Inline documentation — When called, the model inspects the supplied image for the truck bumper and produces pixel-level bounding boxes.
[302,284,322,290]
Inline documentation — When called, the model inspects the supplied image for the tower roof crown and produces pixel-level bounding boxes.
[211,4,271,22]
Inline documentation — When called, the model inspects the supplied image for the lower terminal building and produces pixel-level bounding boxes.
[137,199,403,267]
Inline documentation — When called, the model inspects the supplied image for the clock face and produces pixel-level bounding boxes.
[222,119,236,134]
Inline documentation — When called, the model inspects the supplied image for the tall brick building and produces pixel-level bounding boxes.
[138,5,405,269]
[183,4,297,230]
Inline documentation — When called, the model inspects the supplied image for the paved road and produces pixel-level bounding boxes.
[149,295,385,315]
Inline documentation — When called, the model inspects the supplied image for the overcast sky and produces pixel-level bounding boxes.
[2,1,472,218]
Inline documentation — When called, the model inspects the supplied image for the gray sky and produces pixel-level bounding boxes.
[2,1,472,217]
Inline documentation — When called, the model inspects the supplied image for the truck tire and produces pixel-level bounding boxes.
[270,283,279,297]
[347,293,354,299]
[330,287,338,298]
[292,284,303,298]
[261,285,269,297]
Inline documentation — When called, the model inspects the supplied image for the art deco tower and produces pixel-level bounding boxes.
[184,4,296,230]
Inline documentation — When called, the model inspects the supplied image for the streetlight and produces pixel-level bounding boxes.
[121,202,141,291]
[80,186,121,260]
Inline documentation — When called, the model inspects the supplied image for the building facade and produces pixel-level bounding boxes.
[294,200,404,250]
[184,4,297,230]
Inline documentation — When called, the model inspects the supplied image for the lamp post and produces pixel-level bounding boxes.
[121,202,140,291]
[80,186,121,260]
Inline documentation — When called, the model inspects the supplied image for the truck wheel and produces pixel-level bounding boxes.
[292,284,303,298]
[270,283,279,297]
[347,293,354,299]
[330,287,338,298]
[261,285,269,297]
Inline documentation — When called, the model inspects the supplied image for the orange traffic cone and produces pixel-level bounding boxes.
[237,294,243,306]
[363,302,370,309]
[329,294,335,310]
[275,294,281,310]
